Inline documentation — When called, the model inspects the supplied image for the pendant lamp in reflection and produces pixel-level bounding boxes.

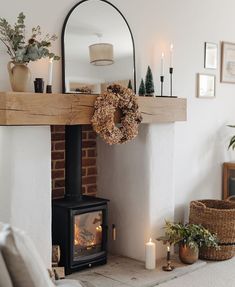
[89,43,114,66]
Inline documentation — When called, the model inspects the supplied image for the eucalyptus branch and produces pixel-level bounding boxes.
[0,12,59,63]
[0,38,15,59]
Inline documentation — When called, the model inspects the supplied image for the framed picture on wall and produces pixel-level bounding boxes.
[221,42,235,83]
[204,42,217,69]
[197,74,216,98]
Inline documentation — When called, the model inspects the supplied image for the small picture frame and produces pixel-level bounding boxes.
[197,74,216,98]
[204,42,217,69]
[221,42,235,83]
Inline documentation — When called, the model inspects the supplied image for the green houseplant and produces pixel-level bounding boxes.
[158,221,219,264]
[0,12,59,91]
[228,125,235,150]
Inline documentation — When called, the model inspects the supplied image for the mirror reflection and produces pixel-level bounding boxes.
[63,0,135,94]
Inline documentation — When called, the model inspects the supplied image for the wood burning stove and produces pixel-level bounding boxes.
[52,196,108,274]
[52,126,109,274]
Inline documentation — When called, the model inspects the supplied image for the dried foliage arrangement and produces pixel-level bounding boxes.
[0,12,59,63]
[91,84,142,145]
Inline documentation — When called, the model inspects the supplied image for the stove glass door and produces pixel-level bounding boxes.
[73,210,103,261]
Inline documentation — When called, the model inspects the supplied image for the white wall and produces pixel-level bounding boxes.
[0,1,63,268]
[97,124,175,260]
[98,0,235,259]
[106,0,235,219]
[0,127,51,267]
[1,0,235,264]
[97,126,151,261]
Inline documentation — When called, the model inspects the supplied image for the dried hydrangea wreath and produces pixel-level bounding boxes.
[91,84,143,145]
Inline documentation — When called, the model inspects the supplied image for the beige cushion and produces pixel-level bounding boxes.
[0,250,13,287]
[0,224,55,287]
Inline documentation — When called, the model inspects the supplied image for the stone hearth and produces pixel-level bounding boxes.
[67,255,206,287]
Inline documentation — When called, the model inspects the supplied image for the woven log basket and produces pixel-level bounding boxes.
[189,199,235,260]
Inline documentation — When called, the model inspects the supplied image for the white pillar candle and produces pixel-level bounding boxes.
[48,58,53,85]
[145,238,156,270]
[170,44,174,68]
[161,53,165,76]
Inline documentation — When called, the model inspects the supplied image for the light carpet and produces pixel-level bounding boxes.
[158,257,235,287]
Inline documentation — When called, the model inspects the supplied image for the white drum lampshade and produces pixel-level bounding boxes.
[89,43,114,66]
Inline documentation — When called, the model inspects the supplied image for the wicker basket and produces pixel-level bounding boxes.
[189,199,235,260]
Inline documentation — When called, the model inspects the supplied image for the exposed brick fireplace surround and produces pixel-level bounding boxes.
[51,125,97,199]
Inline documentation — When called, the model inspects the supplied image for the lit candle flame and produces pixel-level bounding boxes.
[96,225,102,231]
[167,245,170,252]
[170,43,174,51]
[149,238,152,243]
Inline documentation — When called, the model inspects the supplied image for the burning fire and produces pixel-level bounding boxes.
[74,223,101,247]
[95,225,102,245]
[73,211,103,249]
[74,223,80,246]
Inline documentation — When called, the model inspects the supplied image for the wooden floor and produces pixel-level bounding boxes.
[66,255,206,287]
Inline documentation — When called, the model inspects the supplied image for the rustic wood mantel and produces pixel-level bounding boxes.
[0,92,187,125]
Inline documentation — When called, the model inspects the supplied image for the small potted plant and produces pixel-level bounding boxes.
[158,221,219,264]
[0,12,60,92]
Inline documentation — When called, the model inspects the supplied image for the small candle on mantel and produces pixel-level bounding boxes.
[48,58,54,86]
[161,53,165,76]
[145,238,156,270]
[170,44,174,68]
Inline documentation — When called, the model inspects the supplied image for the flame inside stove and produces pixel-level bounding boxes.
[74,223,80,246]
[73,212,103,250]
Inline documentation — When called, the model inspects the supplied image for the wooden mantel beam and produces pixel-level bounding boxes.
[0,92,187,126]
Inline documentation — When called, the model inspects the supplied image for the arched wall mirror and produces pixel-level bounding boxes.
[62,0,136,94]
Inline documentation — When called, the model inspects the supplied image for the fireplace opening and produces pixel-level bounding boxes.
[52,126,109,274]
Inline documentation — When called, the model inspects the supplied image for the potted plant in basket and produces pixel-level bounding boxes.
[157,221,219,264]
[0,12,60,92]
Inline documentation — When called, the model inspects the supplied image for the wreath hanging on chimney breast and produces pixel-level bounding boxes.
[91,84,143,145]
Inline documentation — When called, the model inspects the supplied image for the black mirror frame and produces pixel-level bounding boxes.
[61,0,136,94]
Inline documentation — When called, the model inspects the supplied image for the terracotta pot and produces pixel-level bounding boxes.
[179,243,199,264]
[7,61,31,92]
